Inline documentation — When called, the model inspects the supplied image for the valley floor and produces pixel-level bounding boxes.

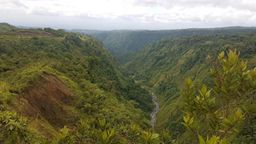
[150,93,159,129]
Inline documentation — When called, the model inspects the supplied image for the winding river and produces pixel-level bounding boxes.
[150,93,159,129]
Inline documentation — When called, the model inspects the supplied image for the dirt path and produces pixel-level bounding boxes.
[150,93,159,129]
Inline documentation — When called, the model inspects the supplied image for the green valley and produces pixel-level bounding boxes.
[78,27,256,64]
[125,32,256,143]
[86,28,256,143]
[1,23,256,144]
[2,0,256,143]
[0,24,161,143]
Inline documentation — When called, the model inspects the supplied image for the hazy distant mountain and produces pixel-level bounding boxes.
[74,27,256,64]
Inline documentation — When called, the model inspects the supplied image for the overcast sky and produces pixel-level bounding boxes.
[1,0,256,30]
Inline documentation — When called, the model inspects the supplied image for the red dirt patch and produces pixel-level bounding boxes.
[16,73,78,131]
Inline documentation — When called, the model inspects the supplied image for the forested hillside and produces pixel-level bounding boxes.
[0,24,165,143]
[1,23,256,143]
[77,27,256,64]
[0,23,17,32]
[126,32,256,143]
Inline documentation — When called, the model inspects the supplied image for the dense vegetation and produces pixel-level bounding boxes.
[77,27,256,64]
[125,32,256,143]
[179,50,256,143]
[1,23,256,143]
[0,24,169,143]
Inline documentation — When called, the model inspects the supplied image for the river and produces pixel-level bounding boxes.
[150,93,159,129]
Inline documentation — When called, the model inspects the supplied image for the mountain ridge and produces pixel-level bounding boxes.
[76,26,256,64]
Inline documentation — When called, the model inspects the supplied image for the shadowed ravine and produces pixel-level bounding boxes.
[151,93,159,129]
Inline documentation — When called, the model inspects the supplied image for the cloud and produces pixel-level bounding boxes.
[0,0,28,9]
[0,0,256,29]
[134,0,256,25]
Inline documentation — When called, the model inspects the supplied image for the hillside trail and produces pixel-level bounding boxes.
[150,93,159,129]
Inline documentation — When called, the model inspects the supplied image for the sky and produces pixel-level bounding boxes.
[1,0,256,30]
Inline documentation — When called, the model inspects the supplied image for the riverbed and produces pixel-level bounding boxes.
[150,93,159,129]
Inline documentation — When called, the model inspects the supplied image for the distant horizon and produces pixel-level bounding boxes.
[2,22,256,31]
[1,0,256,30]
